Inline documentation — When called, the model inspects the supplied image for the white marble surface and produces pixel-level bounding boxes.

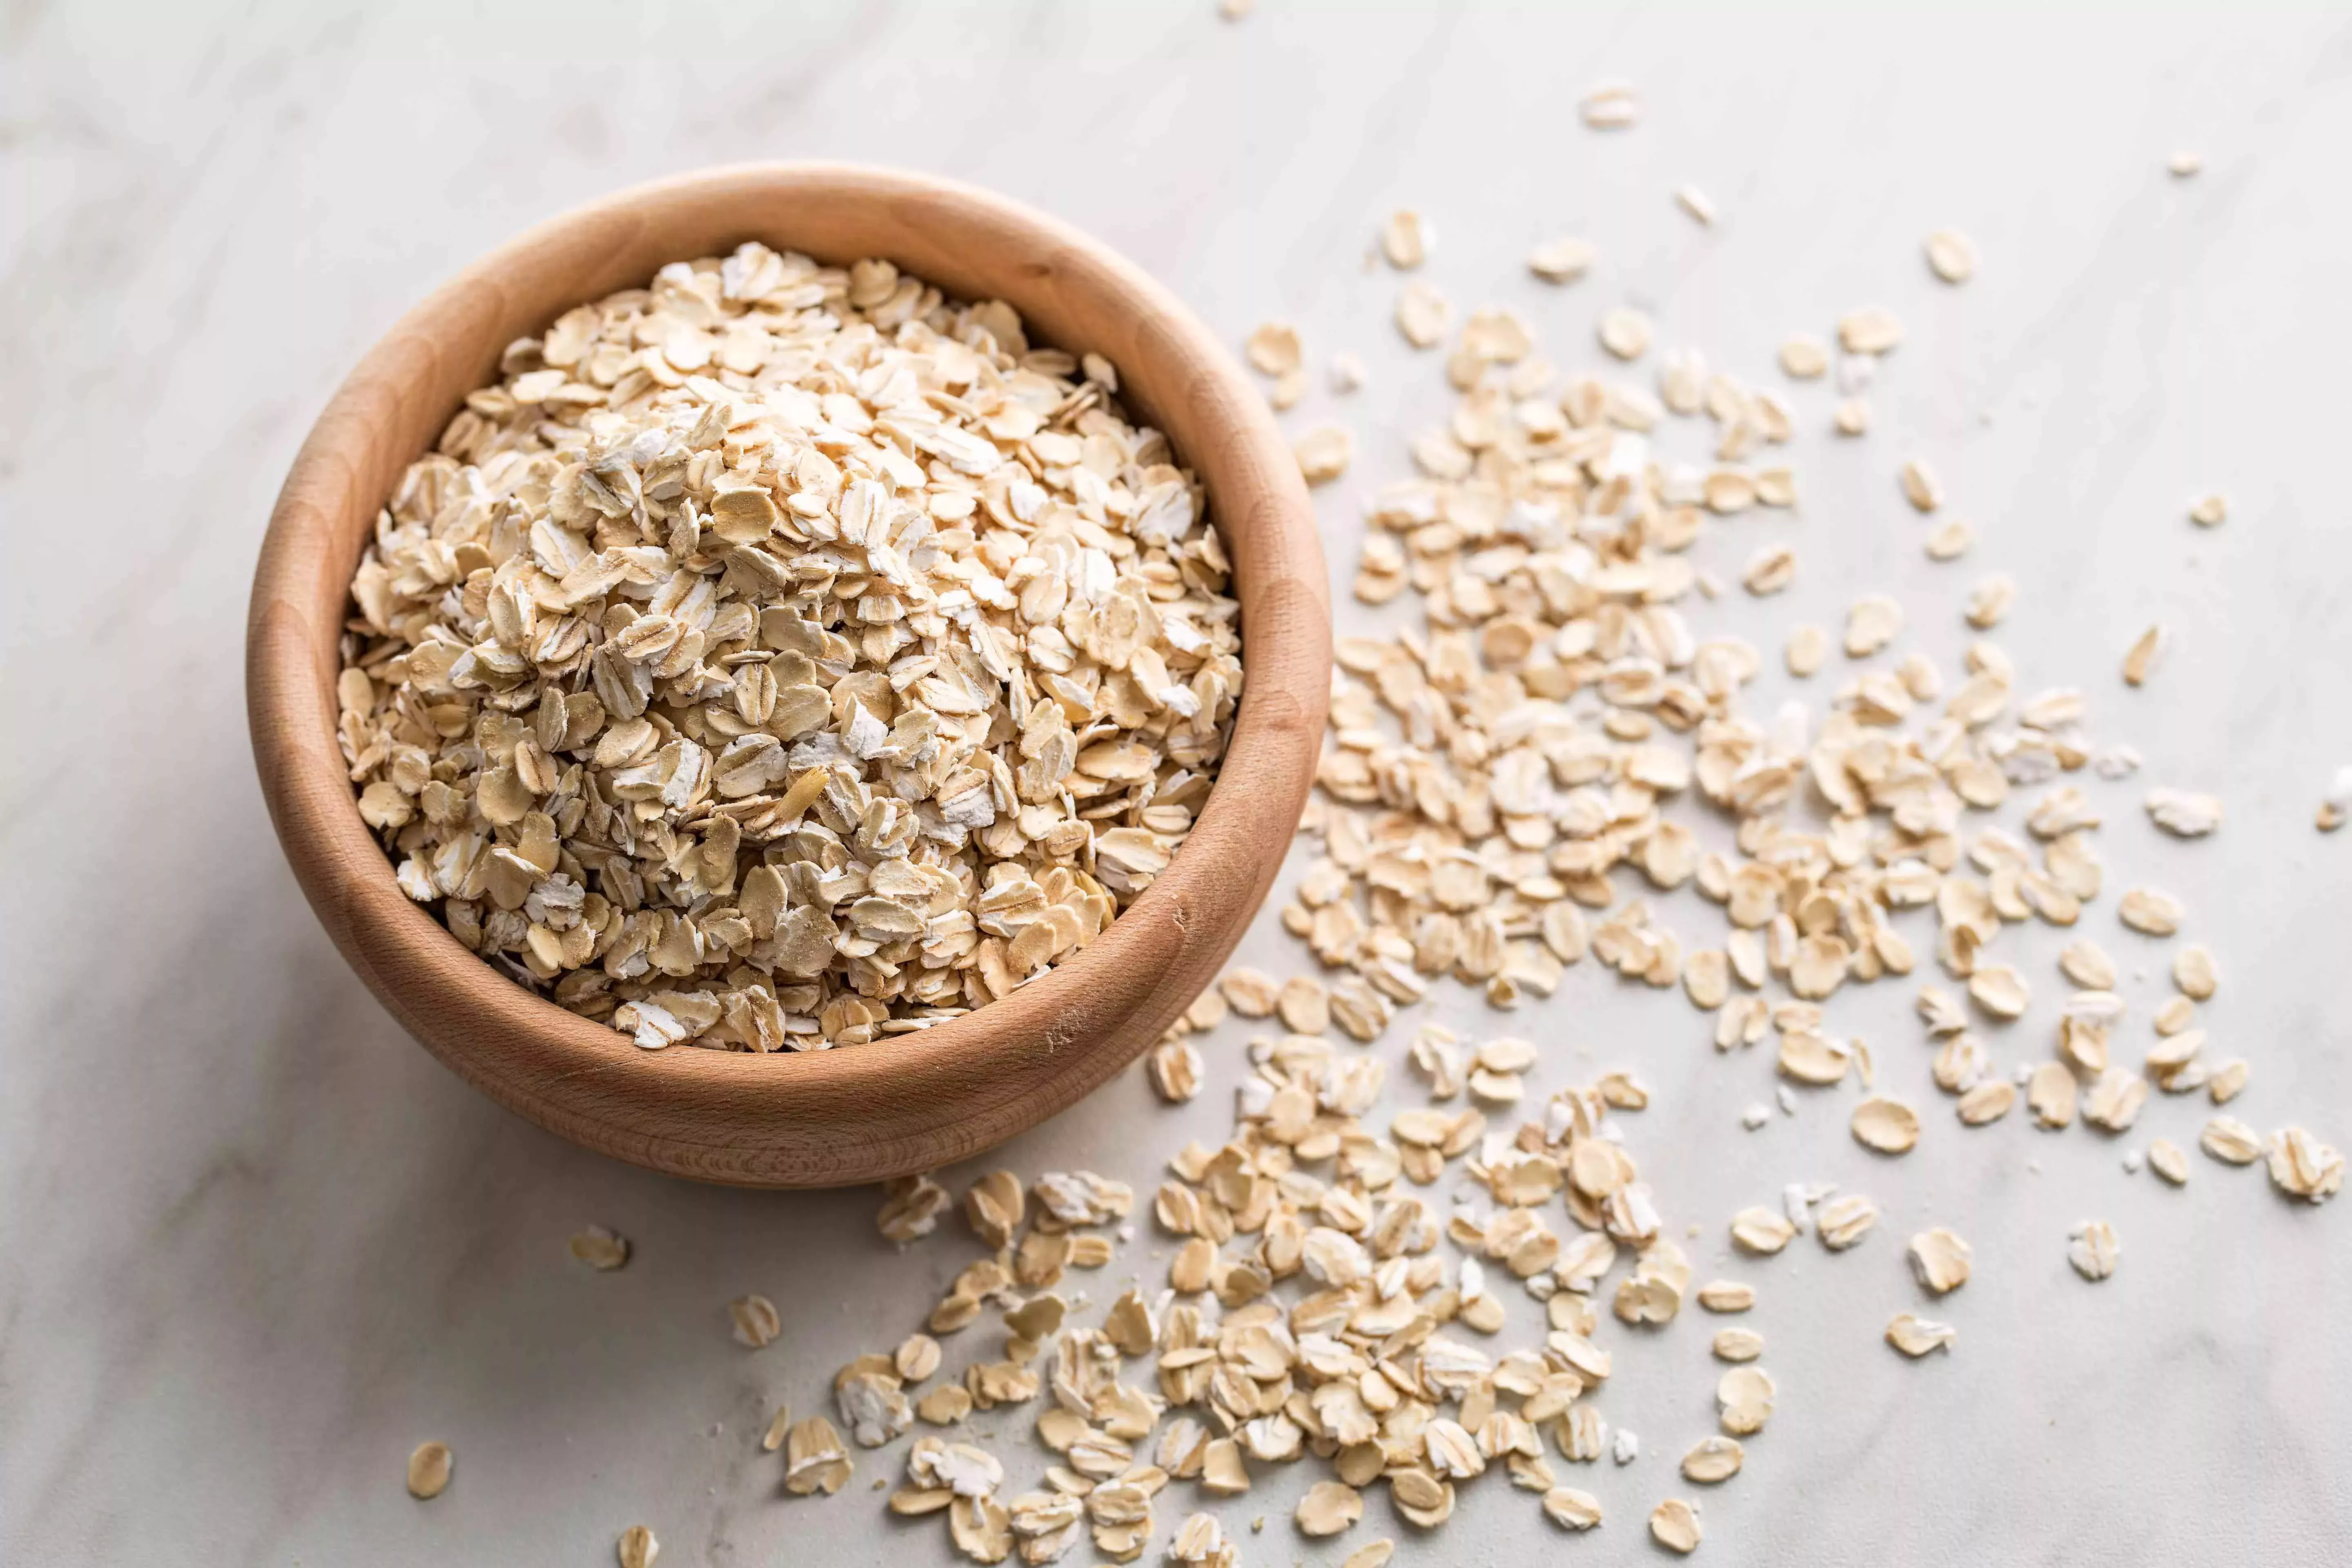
[4,2,2350,1564]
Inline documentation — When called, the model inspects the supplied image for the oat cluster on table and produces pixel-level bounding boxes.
[336,245,1243,1051]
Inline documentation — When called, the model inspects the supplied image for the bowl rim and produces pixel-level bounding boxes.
[246,161,1329,1187]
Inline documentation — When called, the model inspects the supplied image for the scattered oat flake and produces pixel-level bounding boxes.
[1676,187,1717,225]
[1342,1543,1397,1568]
[1852,1096,1922,1155]
[1243,321,1301,377]
[1395,281,1451,348]
[2201,1116,2264,1166]
[1295,425,1354,486]
[1542,1487,1603,1530]
[761,1405,793,1452]
[1908,1228,1972,1293]
[1779,334,1829,379]
[1835,396,1871,436]
[1380,210,1429,270]
[730,1294,781,1349]
[1682,1436,1744,1483]
[1840,306,1903,354]
[2188,493,2227,527]
[2267,1127,2345,1203]
[1925,229,1977,283]
[1817,1193,1878,1250]
[2145,788,2222,838]
[2149,1138,2191,1185]
[1296,1480,1364,1536]
[1713,1327,1765,1362]
[2068,1220,2120,1281]
[1327,352,1366,394]
[2170,150,2203,176]
[2120,887,2185,936]
[1582,82,1638,128]
[1528,236,1597,283]
[1218,0,1253,18]
[569,1224,630,1270]
[617,1525,659,1568]
[2121,624,2167,686]
[1599,307,1654,361]
[406,1441,452,1500]
[1887,1313,1957,1356]
[1650,1498,1703,1554]
[1899,459,1943,512]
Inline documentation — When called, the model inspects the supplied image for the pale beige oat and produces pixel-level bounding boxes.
[1698,1279,1755,1312]
[2028,1062,2078,1129]
[1967,964,2028,1019]
[1887,1313,1957,1356]
[1682,1436,1744,1483]
[761,1404,794,1451]
[1835,396,1871,435]
[2120,887,2185,936]
[1295,425,1354,486]
[1296,1480,1363,1537]
[1924,518,1973,559]
[1581,82,1638,128]
[1957,1079,2016,1125]
[1599,307,1654,361]
[1651,1498,1703,1554]
[2068,1220,2120,1281]
[2122,624,2166,686]
[1542,1487,1603,1530]
[1779,334,1829,379]
[1844,593,1903,656]
[1718,1365,1775,1434]
[2207,1058,2250,1104]
[1899,458,1942,512]
[1853,1096,1922,1154]
[1712,1327,1765,1362]
[405,1441,453,1500]
[2188,492,2227,527]
[1528,236,1597,283]
[2201,1116,2264,1165]
[2170,150,2204,176]
[617,1525,659,1568]
[1785,624,1828,675]
[730,1294,781,1349]
[1677,187,1718,226]
[2148,1137,2190,1185]
[1965,575,2016,630]
[1244,321,1302,376]
[1816,1193,1878,1250]
[2060,940,2117,990]
[1839,306,1903,354]
[2145,788,2223,838]
[569,1224,630,1270]
[2267,1127,2345,1202]
[1379,210,1429,270]
[1395,281,1451,348]
[1924,229,1978,283]
[1908,1228,1971,1293]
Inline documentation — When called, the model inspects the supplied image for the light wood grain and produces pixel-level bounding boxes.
[244,164,1329,1188]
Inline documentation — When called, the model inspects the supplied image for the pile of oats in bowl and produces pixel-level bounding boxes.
[335,244,1245,1051]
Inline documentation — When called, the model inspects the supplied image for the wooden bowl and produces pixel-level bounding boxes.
[246,164,1328,1187]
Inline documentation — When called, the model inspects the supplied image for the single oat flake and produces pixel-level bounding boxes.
[406,1441,453,1500]
[1380,211,1430,270]
[1908,1228,1972,1294]
[1244,321,1302,376]
[2068,1220,2120,1281]
[1295,425,1354,486]
[1650,1498,1703,1554]
[617,1525,659,1568]
[1924,229,1978,283]
[1528,237,1597,283]
[1887,1313,1957,1356]
[569,1224,630,1270]
[1582,82,1639,128]
[1852,1096,1922,1155]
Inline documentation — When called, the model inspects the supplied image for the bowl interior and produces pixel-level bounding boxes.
[247,164,1328,1186]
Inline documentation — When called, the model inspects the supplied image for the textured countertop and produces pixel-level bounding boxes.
[3,3,2348,1564]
